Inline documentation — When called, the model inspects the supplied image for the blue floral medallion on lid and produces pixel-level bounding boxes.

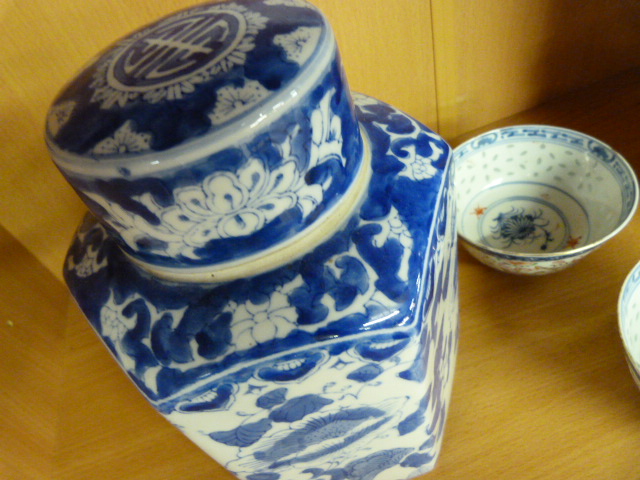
[46,0,363,273]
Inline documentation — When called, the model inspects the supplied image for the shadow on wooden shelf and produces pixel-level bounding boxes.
[0,225,68,480]
[458,239,640,408]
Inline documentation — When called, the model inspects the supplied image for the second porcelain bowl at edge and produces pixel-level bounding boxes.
[619,261,640,390]
[453,125,638,275]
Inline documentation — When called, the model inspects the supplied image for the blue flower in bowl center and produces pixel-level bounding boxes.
[491,207,553,251]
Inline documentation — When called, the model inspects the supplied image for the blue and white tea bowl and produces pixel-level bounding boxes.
[618,261,640,389]
[48,1,459,479]
[454,125,638,275]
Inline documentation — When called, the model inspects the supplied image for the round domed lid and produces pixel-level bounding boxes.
[47,0,332,160]
[46,0,366,277]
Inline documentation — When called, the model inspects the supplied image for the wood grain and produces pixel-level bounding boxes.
[314,0,438,126]
[432,0,640,139]
[0,225,68,480]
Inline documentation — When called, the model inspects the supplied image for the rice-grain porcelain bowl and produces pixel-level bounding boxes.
[453,125,638,275]
[618,261,640,389]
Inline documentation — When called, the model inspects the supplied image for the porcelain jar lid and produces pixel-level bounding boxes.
[46,0,365,280]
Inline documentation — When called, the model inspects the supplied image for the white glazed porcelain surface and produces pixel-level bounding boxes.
[454,125,638,275]
[618,261,640,389]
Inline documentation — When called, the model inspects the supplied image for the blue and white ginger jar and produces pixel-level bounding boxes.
[47,1,459,479]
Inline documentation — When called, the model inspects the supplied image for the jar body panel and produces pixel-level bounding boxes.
[64,95,458,479]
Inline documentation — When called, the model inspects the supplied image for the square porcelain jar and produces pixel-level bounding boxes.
[47,1,459,478]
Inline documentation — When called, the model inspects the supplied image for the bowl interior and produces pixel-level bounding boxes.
[454,126,637,256]
[619,264,640,375]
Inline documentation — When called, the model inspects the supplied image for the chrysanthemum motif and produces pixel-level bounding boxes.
[410,152,440,181]
[91,120,152,155]
[90,3,268,108]
[83,88,343,260]
[67,243,107,278]
[100,294,136,345]
[491,207,553,250]
[394,134,442,181]
[47,100,75,135]
[387,212,413,246]
[159,154,322,253]
[274,26,322,66]
[230,292,297,350]
[209,80,270,125]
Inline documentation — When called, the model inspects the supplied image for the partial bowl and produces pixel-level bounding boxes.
[618,261,640,389]
[453,125,638,275]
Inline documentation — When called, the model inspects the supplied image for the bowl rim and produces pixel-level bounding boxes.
[453,124,639,260]
[618,260,640,368]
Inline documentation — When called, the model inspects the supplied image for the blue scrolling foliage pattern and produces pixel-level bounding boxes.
[67,66,362,268]
[64,94,457,480]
